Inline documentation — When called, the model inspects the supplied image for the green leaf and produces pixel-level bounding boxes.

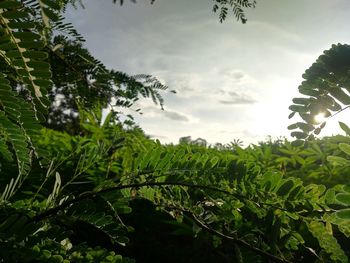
[297,122,314,132]
[0,1,22,8]
[287,123,298,130]
[327,156,350,166]
[210,156,219,168]
[339,121,350,136]
[298,87,319,97]
[335,193,350,205]
[0,139,13,161]
[42,7,59,21]
[117,205,132,214]
[307,220,348,263]
[27,61,50,69]
[19,41,45,49]
[291,139,304,147]
[291,131,307,139]
[30,70,52,78]
[157,149,174,170]
[138,148,153,171]
[12,31,40,40]
[343,185,350,193]
[8,21,36,29]
[41,0,61,10]
[276,179,294,196]
[262,172,283,192]
[288,185,303,200]
[288,105,308,113]
[339,143,350,156]
[329,87,350,105]
[313,127,321,135]
[23,51,48,60]
[292,97,310,105]
[1,10,28,19]
[335,209,350,220]
[325,189,336,204]
[288,111,296,119]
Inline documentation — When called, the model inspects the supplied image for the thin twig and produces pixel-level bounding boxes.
[190,213,292,263]
[31,181,250,222]
[316,105,350,130]
[328,105,350,120]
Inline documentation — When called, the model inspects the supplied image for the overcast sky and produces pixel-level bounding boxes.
[65,0,350,145]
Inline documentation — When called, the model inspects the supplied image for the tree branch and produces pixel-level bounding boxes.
[31,181,293,222]
[31,181,245,222]
[189,213,292,263]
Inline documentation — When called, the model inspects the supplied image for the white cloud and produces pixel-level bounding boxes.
[219,91,257,105]
[135,103,197,123]
[65,0,350,144]
[162,110,190,122]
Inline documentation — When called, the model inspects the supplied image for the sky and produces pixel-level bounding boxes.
[65,0,350,145]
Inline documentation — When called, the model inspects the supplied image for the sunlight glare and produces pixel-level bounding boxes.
[314,112,326,124]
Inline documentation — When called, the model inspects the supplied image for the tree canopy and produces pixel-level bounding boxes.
[1,1,350,263]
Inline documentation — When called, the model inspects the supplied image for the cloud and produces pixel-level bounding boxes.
[66,0,350,145]
[159,72,200,97]
[137,104,192,122]
[248,21,302,44]
[220,69,246,81]
[148,134,169,139]
[219,91,257,105]
[218,129,258,138]
[162,110,190,122]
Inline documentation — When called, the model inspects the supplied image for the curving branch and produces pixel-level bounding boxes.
[31,181,293,223]
[31,181,246,222]
[190,213,293,263]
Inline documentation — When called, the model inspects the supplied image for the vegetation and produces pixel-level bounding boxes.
[288,44,350,142]
[1,1,350,262]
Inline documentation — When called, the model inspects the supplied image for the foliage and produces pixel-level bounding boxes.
[288,44,350,141]
[47,35,168,133]
[1,108,350,262]
[212,0,257,23]
[0,0,52,177]
[0,0,168,177]
[115,0,257,23]
[1,1,350,263]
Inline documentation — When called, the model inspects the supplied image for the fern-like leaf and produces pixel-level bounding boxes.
[0,0,53,175]
[212,0,256,23]
[289,44,350,140]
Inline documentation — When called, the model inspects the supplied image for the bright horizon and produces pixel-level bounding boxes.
[66,0,350,145]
